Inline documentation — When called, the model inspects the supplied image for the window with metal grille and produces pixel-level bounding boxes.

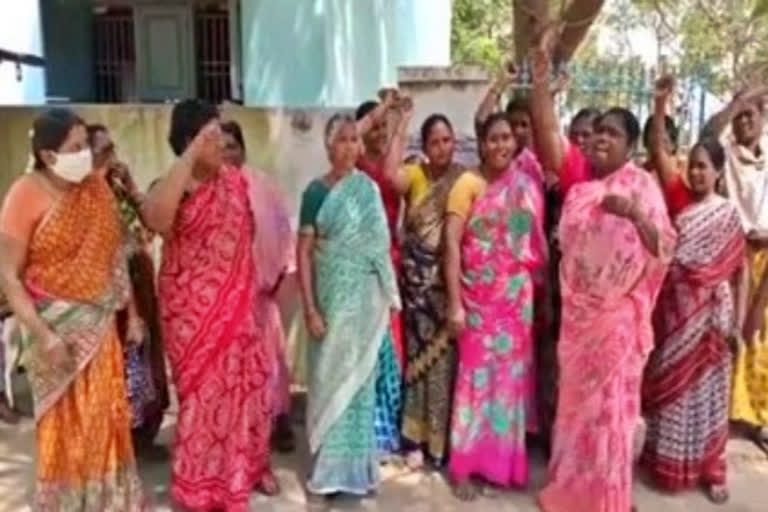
[91,2,232,103]
[195,4,232,104]
[93,6,136,103]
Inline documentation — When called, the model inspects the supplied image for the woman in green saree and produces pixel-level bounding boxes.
[297,113,400,497]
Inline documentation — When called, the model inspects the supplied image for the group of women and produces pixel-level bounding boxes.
[1,29,768,512]
[297,28,768,512]
[0,101,300,511]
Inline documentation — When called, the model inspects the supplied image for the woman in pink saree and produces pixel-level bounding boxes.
[222,121,296,452]
[530,30,676,512]
[144,101,275,511]
[444,113,547,500]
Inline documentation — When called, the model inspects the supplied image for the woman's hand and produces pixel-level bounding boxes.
[742,301,766,346]
[447,300,466,335]
[377,87,399,108]
[186,121,222,162]
[654,74,675,106]
[306,308,327,340]
[125,315,145,348]
[530,22,561,84]
[37,328,69,368]
[600,194,635,219]
[493,63,518,93]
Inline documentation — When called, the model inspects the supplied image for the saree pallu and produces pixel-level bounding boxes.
[449,166,547,486]
[358,158,406,453]
[306,171,399,495]
[159,168,272,512]
[539,163,675,512]
[400,165,463,464]
[731,246,768,427]
[643,196,744,490]
[245,167,295,419]
[21,175,147,511]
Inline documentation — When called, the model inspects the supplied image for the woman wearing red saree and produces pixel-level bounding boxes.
[642,78,748,504]
[143,100,275,511]
[530,28,676,512]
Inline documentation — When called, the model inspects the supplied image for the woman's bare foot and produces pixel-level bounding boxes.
[405,450,424,470]
[705,484,729,505]
[452,480,479,501]
[255,471,281,496]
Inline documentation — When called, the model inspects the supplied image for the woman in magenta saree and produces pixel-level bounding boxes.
[146,101,274,512]
[444,113,547,500]
[530,33,675,512]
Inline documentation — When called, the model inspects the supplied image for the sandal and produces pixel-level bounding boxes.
[705,484,729,505]
[256,471,281,496]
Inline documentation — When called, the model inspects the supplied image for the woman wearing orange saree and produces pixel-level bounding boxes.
[530,30,675,512]
[144,100,276,511]
[0,108,148,510]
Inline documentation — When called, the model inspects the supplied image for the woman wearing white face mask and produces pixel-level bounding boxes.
[0,108,149,510]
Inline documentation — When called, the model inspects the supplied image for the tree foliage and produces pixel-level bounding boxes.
[450,0,515,72]
[451,0,607,71]
[630,0,768,93]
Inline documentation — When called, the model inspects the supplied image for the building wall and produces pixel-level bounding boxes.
[0,0,46,105]
[0,66,491,212]
[241,0,452,107]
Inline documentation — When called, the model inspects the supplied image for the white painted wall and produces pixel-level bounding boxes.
[0,1,46,105]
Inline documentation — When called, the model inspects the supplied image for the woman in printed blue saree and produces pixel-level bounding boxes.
[297,113,400,498]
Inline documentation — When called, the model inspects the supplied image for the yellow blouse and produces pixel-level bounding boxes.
[446,171,486,219]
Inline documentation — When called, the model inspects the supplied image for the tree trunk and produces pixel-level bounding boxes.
[553,0,606,64]
[512,0,605,65]
[513,0,550,63]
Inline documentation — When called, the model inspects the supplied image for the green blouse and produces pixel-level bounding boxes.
[299,179,331,234]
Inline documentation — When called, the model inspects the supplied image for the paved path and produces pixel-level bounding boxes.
[2,408,768,511]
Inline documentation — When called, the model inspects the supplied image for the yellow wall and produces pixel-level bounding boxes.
[0,105,339,219]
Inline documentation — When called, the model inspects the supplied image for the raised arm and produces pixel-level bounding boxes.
[141,122,218,235]
[700,85,768,140]
[356,89,397,136]
[382,97,415,195]
[475,66,517,132]
[530,24,566,175]
[650,75,680,186]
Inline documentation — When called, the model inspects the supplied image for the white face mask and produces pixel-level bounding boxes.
[50,149,93,183]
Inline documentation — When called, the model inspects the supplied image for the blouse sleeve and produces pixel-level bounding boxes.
[559,139,591,198]
[298,180,329,234]
[446,172,486,219]
[663,172,694,218]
